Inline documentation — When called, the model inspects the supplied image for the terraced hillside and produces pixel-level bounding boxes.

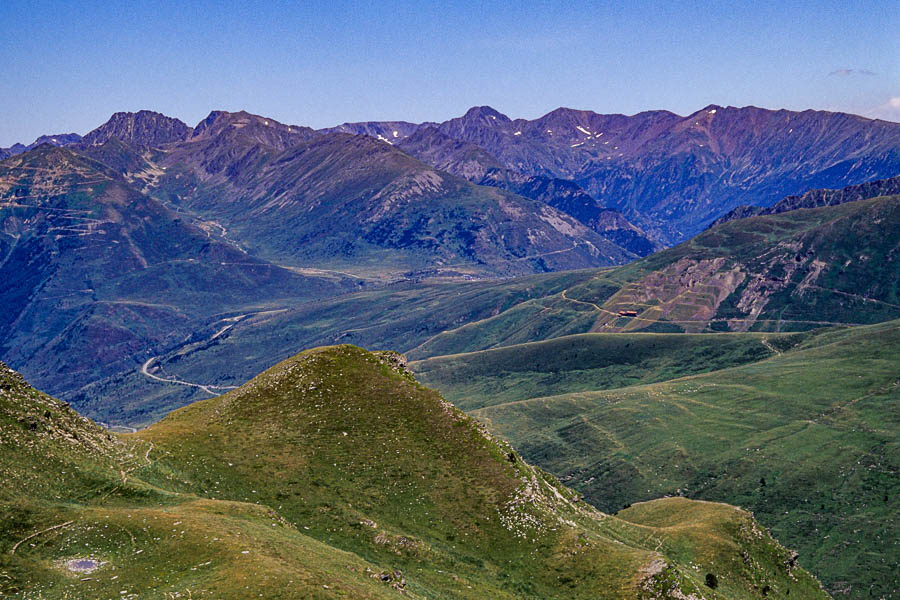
[412,194,900,357]
[417,322,900,598]
[0,352,828,599]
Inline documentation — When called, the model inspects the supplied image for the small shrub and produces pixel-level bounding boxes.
[705,573,718,589]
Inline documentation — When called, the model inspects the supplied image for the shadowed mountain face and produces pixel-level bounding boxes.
[0,145,358,414]
[338,104,900,244]
[713,173,900,225]
[150,110,637,276]
[0,351,830,599]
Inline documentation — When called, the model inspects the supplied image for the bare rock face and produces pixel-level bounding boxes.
[82,110,193,148]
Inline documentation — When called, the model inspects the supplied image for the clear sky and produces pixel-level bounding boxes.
[1,0,898,146]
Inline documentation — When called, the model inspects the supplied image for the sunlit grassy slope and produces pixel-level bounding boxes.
[411,331,809,410]
[1,351,827,599]
[463,320,900,598]
[411,195,900,356]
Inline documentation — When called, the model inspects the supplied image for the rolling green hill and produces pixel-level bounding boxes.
[76,194,900,427]
[410,194,900,357]
[1,351,828,599]
[411,330,807,411]
[425,320,900,598]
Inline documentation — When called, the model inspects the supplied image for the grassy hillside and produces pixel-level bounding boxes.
[0,353,827,599]
[72,270,598,426]
[0,361,402,599]
[469,320,900,598]
[411,331,807,410]
[411,195,900,357]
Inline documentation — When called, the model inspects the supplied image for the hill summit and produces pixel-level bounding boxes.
[2,349,828,598]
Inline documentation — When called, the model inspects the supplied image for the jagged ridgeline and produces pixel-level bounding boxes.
[1,351,826,599]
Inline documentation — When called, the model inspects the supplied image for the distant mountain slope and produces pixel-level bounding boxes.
[713,174,900,225]
[322,119,425,142]
[339,104,900,243]
[0,144,357,417]
[0,132,82,158]
[398,126,661,256]
[151,111,636,276]
[397,125,507,180]
[461,320,900,599]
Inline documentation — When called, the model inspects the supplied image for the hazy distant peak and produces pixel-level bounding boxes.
[460,105,511,124]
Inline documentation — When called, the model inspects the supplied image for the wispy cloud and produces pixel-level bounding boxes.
[866,97,900,123]
[829,68,876,77]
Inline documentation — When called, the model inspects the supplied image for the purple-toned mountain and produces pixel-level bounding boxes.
[712,174,900,225]
[397,126,661,256]
[338,105,900,244]
[81,110,193,148]
[322,120,425,144]
[151,111,636,276]
[0,132,82,158]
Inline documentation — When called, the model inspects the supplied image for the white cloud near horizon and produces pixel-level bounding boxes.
[866,97,900,122]
[829,68,877,77]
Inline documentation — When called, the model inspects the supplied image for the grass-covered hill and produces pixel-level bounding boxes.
[411,194,900,357]
[77,193,900,426]
[417,321,900,597]
[411,330,803,411]
[1,351,828,599]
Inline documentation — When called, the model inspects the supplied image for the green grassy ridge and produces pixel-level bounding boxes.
[411,331,809,410]
[0,357,412,599]
[77,270,599,426]
[412,196,900,356]
[1,352,827,598]
[472,319,900,598]
[134,345,825,599]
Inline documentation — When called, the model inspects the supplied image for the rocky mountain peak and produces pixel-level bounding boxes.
[189,110,317,149]
[82,110,192,148]
[459,105,512,125]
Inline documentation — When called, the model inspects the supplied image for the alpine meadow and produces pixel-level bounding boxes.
[1,2,898,598]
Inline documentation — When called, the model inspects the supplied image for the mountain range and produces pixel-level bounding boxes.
[2,103,899,597]
[332,104,900,244]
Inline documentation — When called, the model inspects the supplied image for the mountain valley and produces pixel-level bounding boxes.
[1,104,898,598]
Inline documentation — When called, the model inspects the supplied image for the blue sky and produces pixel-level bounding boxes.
[1,0,898,146]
